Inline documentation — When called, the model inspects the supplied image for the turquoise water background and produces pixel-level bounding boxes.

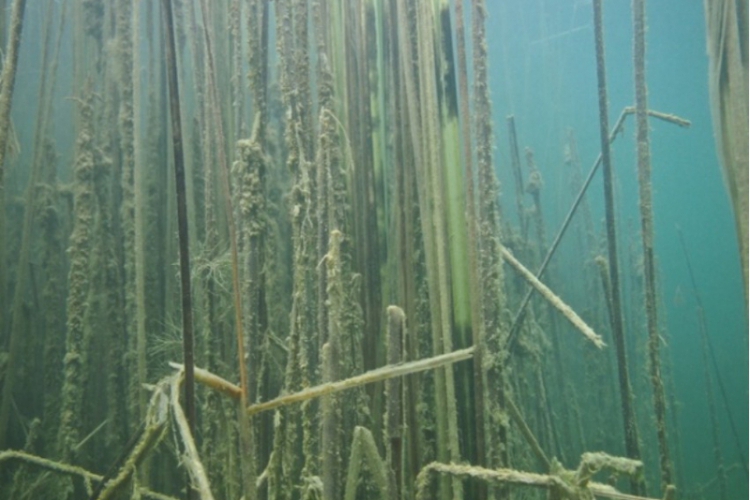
[485,0,748,497]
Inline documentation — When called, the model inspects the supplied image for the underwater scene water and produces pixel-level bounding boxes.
[0,0,746,499]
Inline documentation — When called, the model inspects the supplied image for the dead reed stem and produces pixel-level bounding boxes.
[94,386,170,500]
[162,0,197,454]
[170,374,216,500]
[117,0,140,426]
[198,0,256,496]
[415,462,575,500]
[501,246,604,348]
[240,346,475,416]
[0,451,177,500]
[417,454,655,500]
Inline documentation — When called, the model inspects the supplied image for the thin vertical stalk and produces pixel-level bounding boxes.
[507,116,526,233]
[162,0,196,465]
[0,0,26,450]
[678,228,746,486]
[198,0,256,497]
[592,0,643,493]
[230,0,243,139]
[632,0,672,491]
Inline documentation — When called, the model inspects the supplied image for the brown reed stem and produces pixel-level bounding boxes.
[198,0,255,496]
[592,1,643,493]
[169,373,216,500]
[162,0,196,447]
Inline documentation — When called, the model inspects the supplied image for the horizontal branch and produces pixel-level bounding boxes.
[169,362,242,400]
[623,106,691,128]
[245,346,475,416]
[415,461,665,500]
[416,462,575,498]
[0,450,177,500]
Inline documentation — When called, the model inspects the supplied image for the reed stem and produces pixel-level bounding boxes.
[632,0,672,491]
[162,0,196,446]
[592,1,643,493]
[0,0,28,450]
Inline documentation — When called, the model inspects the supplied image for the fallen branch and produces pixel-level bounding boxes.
[0,450,177,500]
[169,362,242,400]
[245,346,475,416]
[416,454,666,500]
[93,380,170,500]
[415,462,575,499]
[170,372,216,500]
[173,346,476,418]
[623,106,691,128]
[500,246,605,348]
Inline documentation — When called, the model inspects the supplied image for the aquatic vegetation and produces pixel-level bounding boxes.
[0,1,745,500]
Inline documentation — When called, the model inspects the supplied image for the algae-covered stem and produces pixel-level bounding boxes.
[0,0,27,450]
[632,0,672,491]
[161,0,196,446]
[592,0,643,493]
[454,0,488,484]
